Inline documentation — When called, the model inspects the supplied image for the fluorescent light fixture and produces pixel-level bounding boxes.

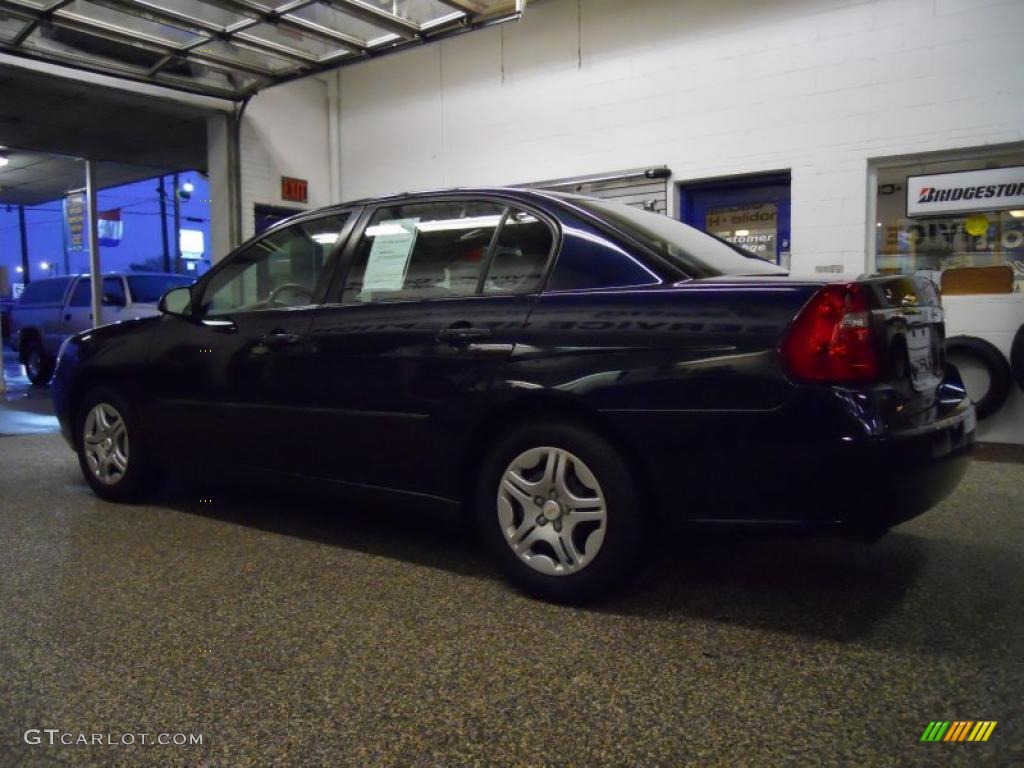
[365,223,413,237]
[365,216,503,238]
[734,229,750,237]
[312,233,339,245]
[417,215,503,233]
[1010,210,1024,219]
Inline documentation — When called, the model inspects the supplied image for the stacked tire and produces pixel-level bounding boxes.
[945,333,1018,420]
[1012,324,1024,394]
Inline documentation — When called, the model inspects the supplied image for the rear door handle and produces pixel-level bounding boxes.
[436,326,493,344]
[260,331,303,349]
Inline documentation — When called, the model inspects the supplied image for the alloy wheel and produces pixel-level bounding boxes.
[497,446,607,576]
[82,403,130,485]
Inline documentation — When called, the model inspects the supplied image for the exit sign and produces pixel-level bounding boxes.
[281,176,308,203]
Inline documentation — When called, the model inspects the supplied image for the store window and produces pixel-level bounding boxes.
[875,152,1024,294]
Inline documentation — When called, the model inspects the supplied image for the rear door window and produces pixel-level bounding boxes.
[342,201,505,303]
[483,208,554,295]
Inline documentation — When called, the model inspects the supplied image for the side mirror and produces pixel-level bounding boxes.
[159,286,193,317]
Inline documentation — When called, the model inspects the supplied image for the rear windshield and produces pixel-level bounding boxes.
[126,275,195,304]
[568,197,788,278]
[18,277,72,305]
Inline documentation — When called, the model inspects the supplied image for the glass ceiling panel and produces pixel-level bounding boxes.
[0,0,524,99]
[60,1,202,46]
[7,0,53,8]
[200,37,299,73]
[158,58,264,92]
[237,22,341,59]
[139,0,256,28]
[357,0,462,27]
[25,24,165,73]
[0,13,29,42]
[287,3,396,46]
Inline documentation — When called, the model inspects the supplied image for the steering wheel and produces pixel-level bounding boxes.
[268,283,314,306]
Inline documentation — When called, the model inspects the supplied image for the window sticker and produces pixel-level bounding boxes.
[362,218,420,292]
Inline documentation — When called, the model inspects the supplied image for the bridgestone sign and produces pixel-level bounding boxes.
[907,166,1024,217]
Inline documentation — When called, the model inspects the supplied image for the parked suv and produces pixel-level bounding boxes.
[10,272,195,385]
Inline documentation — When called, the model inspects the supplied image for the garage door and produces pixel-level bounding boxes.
[526,166,672,215]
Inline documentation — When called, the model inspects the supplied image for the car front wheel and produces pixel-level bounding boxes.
[476,420,643,602]
[76,386,159,502]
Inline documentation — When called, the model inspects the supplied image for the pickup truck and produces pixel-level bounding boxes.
[9,272,195,385]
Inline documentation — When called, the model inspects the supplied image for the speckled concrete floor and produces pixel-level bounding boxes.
[1,433,1022,767]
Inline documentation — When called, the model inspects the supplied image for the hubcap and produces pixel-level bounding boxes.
[82,403,129,486]
[497,446,607,576]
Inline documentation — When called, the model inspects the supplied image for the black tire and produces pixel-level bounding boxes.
[22,336,54,386]
[1011,324,1024,393]
[475,420,643,603]
[75,385,161,502]
[945,335,1012,420]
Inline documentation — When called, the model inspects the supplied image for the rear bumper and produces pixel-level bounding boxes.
[604,392,975,529]
[827,399,975,529]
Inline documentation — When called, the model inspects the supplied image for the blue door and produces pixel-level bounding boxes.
[681,174,791,266]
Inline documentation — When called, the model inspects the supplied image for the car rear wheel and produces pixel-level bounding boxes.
[23,337,54,386]
[476,420,642,602]
[76,386,159,502]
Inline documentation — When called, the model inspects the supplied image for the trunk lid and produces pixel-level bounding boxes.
[858,274,945,394]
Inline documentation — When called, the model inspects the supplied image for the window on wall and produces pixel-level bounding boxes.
[875,152,1024,295]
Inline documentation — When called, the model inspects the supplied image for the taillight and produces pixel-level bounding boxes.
[780,283,879,383]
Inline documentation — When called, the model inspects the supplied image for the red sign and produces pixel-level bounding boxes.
[281,177,308,203]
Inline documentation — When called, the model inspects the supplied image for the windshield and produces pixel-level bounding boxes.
[127,275,196,304]
[568,197,788,278]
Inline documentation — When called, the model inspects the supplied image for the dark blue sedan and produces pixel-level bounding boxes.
[51,188,975,601]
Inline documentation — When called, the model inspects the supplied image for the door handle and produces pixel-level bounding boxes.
[260,331,303,349]
[436,325,493,345]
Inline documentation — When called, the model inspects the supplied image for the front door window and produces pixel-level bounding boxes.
[200,214,350,316]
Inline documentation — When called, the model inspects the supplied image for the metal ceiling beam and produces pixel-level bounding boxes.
[0,38,243,99]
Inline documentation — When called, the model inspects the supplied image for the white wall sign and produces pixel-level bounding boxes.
[180,228,205,260]
[362,218,419,292]
[907,166,1024,217]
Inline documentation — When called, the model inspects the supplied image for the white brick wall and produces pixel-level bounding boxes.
[239,77,333,241]
[335,0,1024,273]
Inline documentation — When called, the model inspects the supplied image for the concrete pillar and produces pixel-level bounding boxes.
[206,113,233,264]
